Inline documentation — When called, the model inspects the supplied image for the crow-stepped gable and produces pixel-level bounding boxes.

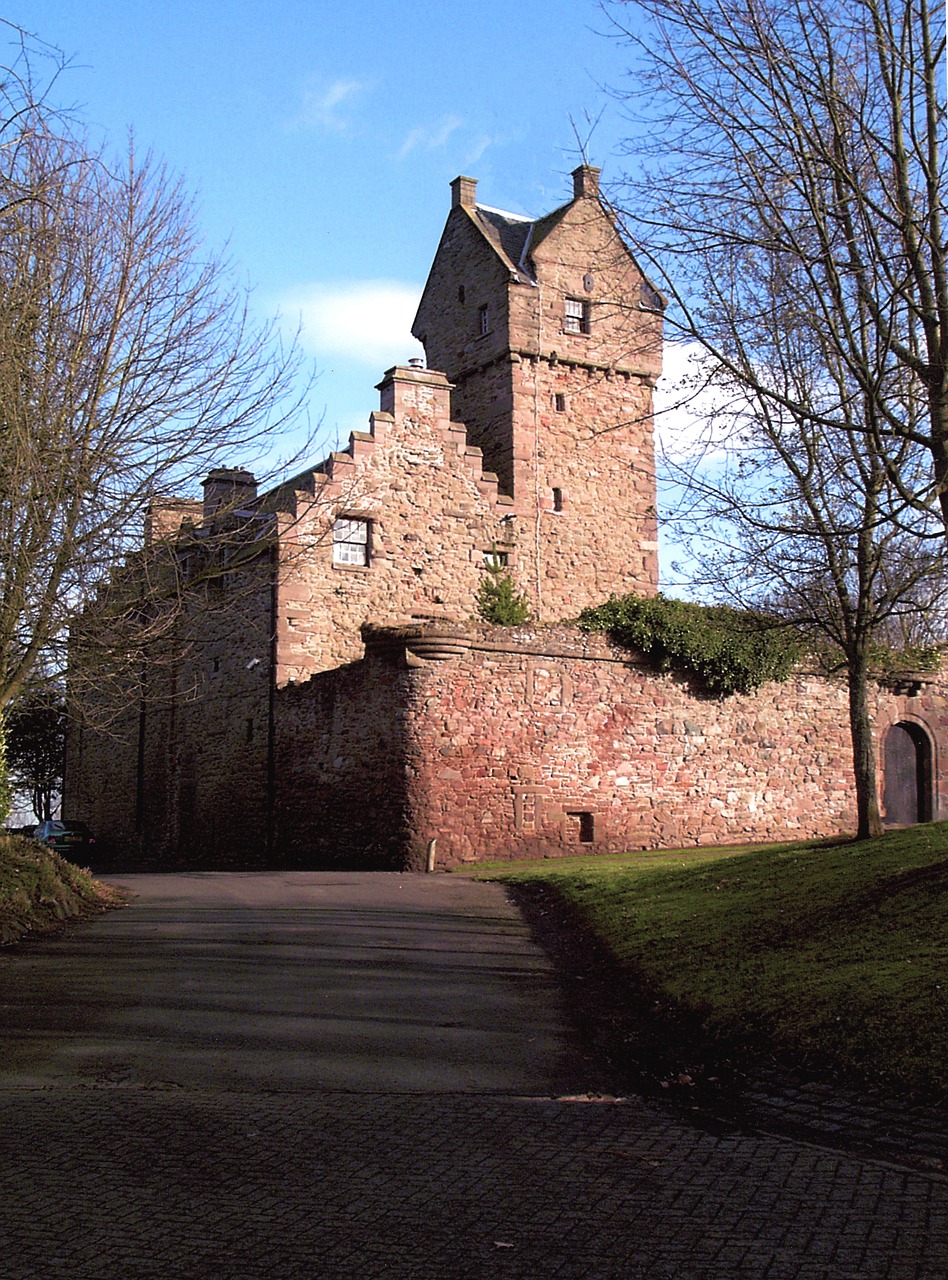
[63,169,948,871]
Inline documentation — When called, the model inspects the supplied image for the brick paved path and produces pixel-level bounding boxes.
[0,873,945,1279]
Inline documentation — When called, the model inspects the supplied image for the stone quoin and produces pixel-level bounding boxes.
[63,169,948,869]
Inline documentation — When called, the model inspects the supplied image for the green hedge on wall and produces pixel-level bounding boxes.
[578,594,800,696]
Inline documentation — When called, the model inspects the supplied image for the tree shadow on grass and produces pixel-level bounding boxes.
[506,879,747,1111]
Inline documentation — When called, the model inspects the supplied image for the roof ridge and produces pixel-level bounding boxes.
[475,203,535,223]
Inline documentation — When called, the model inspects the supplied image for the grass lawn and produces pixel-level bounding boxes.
[0,833,126,945]
[462,826,948,1098]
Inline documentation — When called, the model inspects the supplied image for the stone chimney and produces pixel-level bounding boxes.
[202,467,257,521]
[451,175,478,210]
[572,164,601,200]
[376,365,453,420]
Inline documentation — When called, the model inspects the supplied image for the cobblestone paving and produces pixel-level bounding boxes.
[0,874,945,1279]
[736,1076,947,1176]
[1,1087,945,1279]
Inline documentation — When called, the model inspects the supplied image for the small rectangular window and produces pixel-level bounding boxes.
[478,304,490,336]
[484,549,509,567]
[564,298,590,334]
[552,487,563,512]
[567,811,595,843]
[554,393,566,412]
[333,517,370,566]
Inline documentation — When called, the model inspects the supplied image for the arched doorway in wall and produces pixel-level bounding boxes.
[882,721,933,826]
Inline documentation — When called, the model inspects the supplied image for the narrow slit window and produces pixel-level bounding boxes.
[478,304,490,336]
[552,487,563,512]
[333,517,370,566]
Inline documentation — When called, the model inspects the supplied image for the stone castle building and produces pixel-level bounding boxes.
[64,168,948,869]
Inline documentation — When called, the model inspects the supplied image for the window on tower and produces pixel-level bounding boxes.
[564,297,591,334]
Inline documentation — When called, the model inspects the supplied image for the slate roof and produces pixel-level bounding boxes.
[473,203,570,284]
[470,197,662,310]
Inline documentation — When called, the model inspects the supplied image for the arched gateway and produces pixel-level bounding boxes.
[883,722,933,826]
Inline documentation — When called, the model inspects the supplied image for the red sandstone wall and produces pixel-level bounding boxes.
[413,180,662,619]
[65,566,274,869]
[68,614,948,871]
[350,625,948,869]
[273,651,411,869]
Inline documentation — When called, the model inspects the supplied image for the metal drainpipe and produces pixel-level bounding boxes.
[533,282,543,615]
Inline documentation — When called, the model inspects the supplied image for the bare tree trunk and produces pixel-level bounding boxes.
[931,390,948,535]
[848,656,883,839]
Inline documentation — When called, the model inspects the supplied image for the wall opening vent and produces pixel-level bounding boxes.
[567,811,595,843]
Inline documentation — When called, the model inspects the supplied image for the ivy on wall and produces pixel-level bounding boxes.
[578,593,800,696]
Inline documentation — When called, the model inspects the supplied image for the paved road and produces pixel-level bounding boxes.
[0,872,945,1279]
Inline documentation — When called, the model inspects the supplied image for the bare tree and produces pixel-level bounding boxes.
[601,0,946,837]
[605,0,946,527]
[0,29,311,710]
[664,341,945,837]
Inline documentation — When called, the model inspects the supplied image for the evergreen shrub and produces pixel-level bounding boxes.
[477,556,531,626]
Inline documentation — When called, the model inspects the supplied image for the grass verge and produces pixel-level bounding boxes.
[0,833,127,946]
[464,826,948,1099]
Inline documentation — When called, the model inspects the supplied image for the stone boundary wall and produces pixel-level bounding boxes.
[274,622,948,870]
[274,655,412,870]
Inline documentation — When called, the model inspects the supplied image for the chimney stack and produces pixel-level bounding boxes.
[572,164,601,200]
[202,467,258,521]
[450,175,478,210]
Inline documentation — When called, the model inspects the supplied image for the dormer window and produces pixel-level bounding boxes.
[478,304,490,336]
[564,297,590,334]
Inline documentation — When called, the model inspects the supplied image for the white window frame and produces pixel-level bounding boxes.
[332,517,370,566]
[564,297,590,334]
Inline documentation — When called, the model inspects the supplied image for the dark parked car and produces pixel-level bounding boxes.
[33,820,96,855]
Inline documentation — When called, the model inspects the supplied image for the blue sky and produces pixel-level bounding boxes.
[8,1,649,457]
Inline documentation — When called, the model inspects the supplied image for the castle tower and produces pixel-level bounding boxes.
[412,165,663,619]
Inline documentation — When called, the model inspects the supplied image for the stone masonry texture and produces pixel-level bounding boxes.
[63,168,948,870]
[272,622,948,870]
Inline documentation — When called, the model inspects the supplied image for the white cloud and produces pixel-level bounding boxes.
[397,114,464,159]
[654,342,736,464]
[287,78,368,131]
[462,133,493,167]
[282,280,425,367]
